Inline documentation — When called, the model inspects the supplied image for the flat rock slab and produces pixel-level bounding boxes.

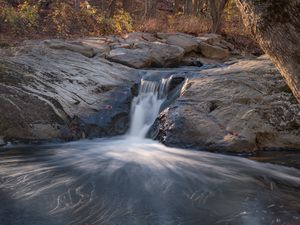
[44,40,97,58]
[106,41,185,68]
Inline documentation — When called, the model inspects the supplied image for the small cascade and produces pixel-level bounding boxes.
[128,77,173,138]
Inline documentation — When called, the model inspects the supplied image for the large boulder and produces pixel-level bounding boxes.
[156,56,300,152]
[198,42,230,60]
[107,48,152,68]
[164,34,199,53]
[0,40,138,144]
[106,41,185,68]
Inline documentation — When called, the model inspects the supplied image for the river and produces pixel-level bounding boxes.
[0,78,299,225]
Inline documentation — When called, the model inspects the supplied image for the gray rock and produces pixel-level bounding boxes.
[0,137,5,146]
[125,32,157,42]
[198,42,230,60]
[79,38,111,56]
[107,41,185,68]
[44,40,96,58]
[196,33,223,45]
[107,48,152,68]
[164,34,199,53]
[156,58,300,152]
[0,40,137,142]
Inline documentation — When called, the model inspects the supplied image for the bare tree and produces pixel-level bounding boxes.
[174,0,182,13]
[184,0,194,15]
[123,0,132,12]
[209,0,228,33]
[144,0,158,19]
[109,0,117,17]
[74,0,80,9]
[236,0,300,103]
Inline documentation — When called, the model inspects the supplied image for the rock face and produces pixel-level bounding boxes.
[156,56,300,152]
[0,40,137,143]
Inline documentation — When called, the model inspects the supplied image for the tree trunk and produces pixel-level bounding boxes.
[193,0,200,15]
[74,0,80,9]
[174,0,181,13]
[184,0,194,15]
[209,0,228,33]
[123,0,132,12]
[109,0,117,17]
[144,0,157,19]
[235,0,300,103]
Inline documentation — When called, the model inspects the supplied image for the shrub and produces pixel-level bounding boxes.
[112,10,133,34]
[136,15,210,35]
[0,0,38,34]
[49,2,81,36]
[48,2,132,37]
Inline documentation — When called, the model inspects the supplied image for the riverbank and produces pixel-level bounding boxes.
[0,32,299,152]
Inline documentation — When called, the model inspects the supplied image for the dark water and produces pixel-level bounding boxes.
[0,137,299,225]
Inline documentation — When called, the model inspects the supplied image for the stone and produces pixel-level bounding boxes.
[156,57,300,152]
[107,41,185,68]
[44,40,96,58]
[164,34,199,53]
[79,38,110,56]
[0,40,138,142]
[0,137,5,146]
[125,32,157,42]
[198,42,230,60]
[180,56,203,67]
[196,33,223,45]
[107,48,152,69]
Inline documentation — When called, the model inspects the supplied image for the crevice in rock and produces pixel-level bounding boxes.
[208,101,219,113]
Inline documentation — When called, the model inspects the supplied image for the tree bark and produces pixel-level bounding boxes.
[109,0,117,17]
[209,0,228,33]
[236,0,300,103]
[144,0,157,19]
[74,0,80,9]
[174,0,181,13]
[123,0,132,12]
[184,0,194,15]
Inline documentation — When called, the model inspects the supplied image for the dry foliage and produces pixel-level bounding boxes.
[0,0,261,54]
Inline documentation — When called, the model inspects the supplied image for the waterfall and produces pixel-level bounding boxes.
[128,77,172,138]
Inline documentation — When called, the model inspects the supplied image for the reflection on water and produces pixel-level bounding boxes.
[0,137,299,225]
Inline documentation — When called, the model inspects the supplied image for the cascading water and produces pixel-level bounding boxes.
[128,77,172,138]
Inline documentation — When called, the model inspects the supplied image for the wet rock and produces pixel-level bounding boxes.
[156,58,300,152]
[180,56,203,67]
[0,40,137,142]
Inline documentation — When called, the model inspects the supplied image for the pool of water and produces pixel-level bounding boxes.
[0,137,299,225]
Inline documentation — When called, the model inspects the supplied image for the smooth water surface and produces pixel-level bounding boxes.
[0,138,299,225]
